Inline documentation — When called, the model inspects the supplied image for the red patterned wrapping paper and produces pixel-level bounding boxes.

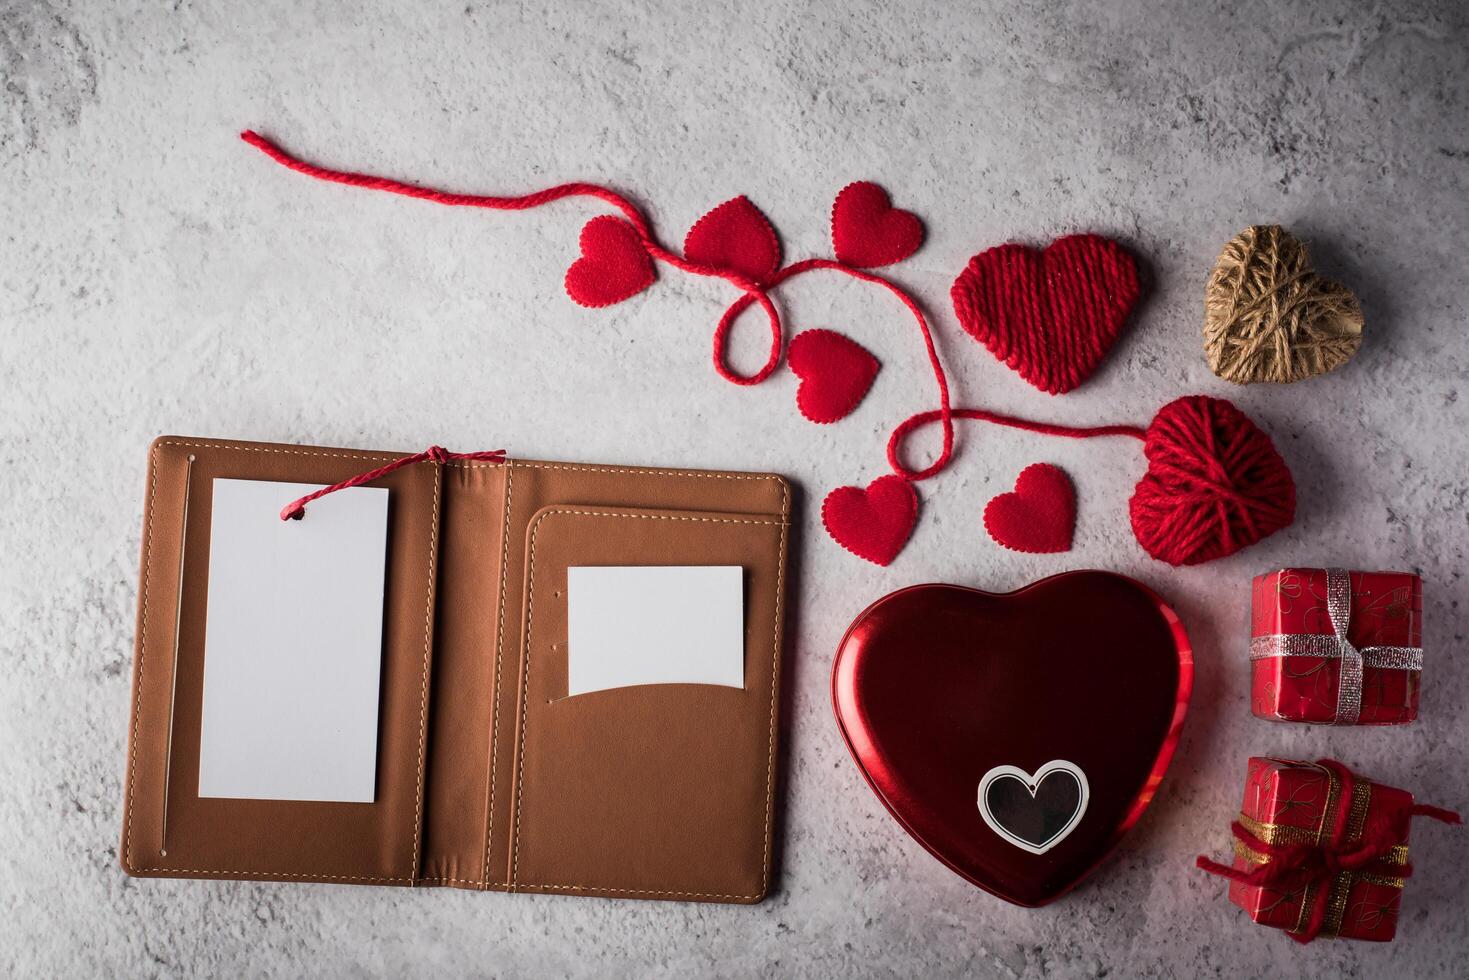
[1250,568,1421,725]
[1226,758,1415,942]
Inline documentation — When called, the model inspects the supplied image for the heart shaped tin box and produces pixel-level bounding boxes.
[832,572,1192,907]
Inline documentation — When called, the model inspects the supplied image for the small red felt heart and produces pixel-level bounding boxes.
[822,475,918,567]
[952,234,1140,394]
[564,215,656,308]
[788,329,880,424]
[831,182,924,268]
[683,196,781,285]
[984,463,1075,554]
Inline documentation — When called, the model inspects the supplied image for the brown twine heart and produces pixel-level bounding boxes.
[1203,225,1364,384]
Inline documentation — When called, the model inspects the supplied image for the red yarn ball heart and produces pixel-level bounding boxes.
[1129,396,1295,566]
[564,215,656,308]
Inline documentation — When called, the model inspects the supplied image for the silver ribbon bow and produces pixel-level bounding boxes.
[1249,567,1423,725]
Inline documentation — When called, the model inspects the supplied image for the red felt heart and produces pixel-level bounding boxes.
[984,463,1075,554]
[831,182,924,268]
[683,196,781,285]
[833,573,1192,906]
[788,329,880,424]
[822,475,918,566]
[564,215,656,308]
[951,234,1140,394]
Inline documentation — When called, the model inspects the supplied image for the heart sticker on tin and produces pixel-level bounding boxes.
[832,571,1192,907]
[978,761,1090,855]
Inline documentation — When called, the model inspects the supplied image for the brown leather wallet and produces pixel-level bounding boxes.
[120,436,791,903]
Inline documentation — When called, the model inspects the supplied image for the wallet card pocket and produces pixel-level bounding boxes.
[507,504,787,901]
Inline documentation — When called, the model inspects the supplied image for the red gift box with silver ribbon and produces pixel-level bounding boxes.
[1249,568,1422,725]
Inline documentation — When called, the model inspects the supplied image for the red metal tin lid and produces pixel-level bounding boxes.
[832,571,1192,907]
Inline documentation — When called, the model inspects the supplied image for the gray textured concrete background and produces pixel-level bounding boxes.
[3,1,1467,977]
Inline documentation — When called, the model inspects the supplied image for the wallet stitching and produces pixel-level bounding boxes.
[514,883,762,898]
[423,878,745,897]
[761,481,789,895]
[153,441,499,469]
[154,443,774,481]
[480,461,516,889]
[126,870,411,882]
[513,461,777,481]
[416,876,484,885]
[409,466,441,884]
[510,505,787,899]
[122,444,161,874]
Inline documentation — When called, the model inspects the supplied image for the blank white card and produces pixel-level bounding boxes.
[197,479,389,803]
[567,566,744,697]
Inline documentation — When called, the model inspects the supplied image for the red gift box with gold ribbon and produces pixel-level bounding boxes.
[1197,758,1459,943]
[1250,568,1422,725]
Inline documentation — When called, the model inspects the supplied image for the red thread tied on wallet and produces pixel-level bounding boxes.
[280,446,506,521]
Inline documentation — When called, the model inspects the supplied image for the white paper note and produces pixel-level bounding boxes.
[567,565,744,697]
[197,479,389,803]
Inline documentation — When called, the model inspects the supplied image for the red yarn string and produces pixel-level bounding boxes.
[716,258,956,478]
[887,405,1146,479]
[709,288,787,386]
[241,130,956,477]
[242,130,644,224]
[279,445,506,520]
[1194,760,1461,944]
[1408,803,1463,825]
[239,130,777,341]
[244,131,793,381]
[241,130,1301,567]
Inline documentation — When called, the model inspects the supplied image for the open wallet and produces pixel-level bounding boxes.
[120,436,792,903]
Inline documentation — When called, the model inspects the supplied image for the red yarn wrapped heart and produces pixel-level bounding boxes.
[1129,395,1295,566]
[952,234,1140,394]
[885,395,1294,566]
